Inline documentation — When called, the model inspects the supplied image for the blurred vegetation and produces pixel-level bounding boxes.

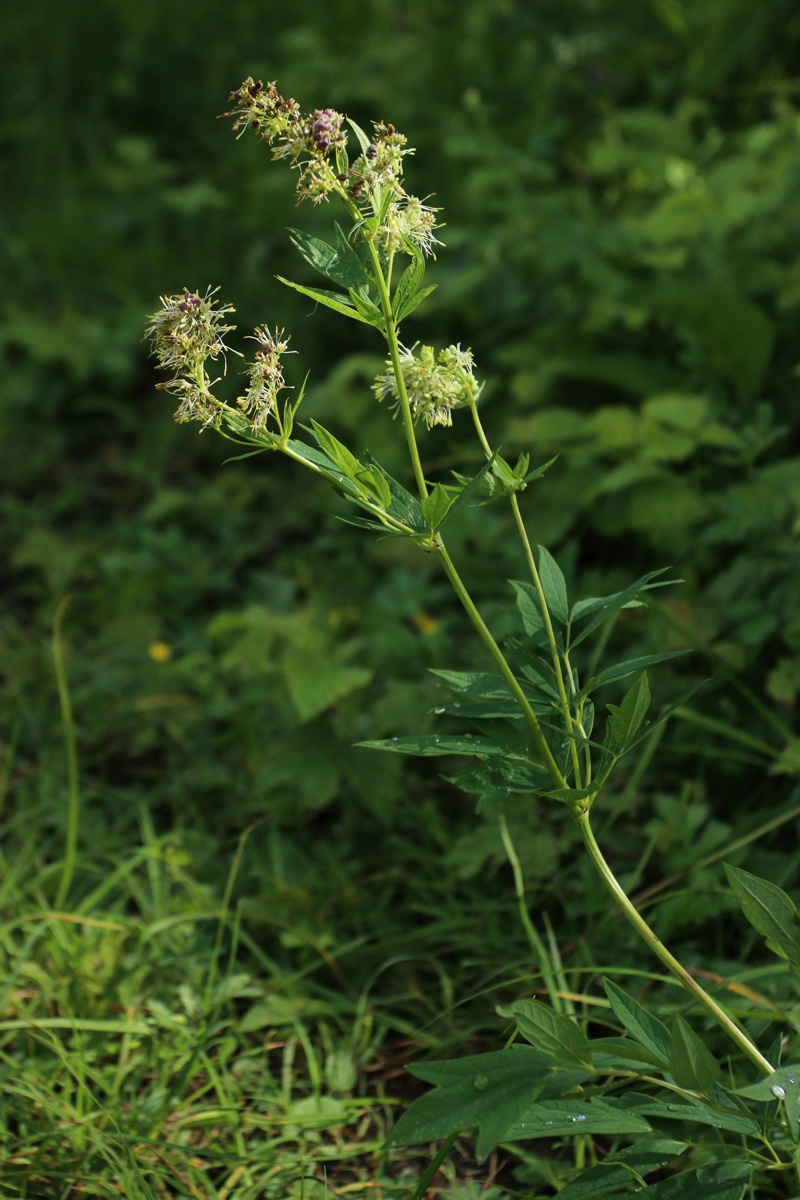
[3,0,800,1194]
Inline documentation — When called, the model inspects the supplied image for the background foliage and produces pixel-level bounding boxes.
[2,0,800,1195]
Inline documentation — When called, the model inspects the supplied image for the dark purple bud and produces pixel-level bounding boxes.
[178,292,202,313]
[366,144,378,160]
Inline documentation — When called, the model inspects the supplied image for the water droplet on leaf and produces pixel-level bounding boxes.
[434,707,446,714]
[772,1085,786,1099]
[473,1075,489,1091]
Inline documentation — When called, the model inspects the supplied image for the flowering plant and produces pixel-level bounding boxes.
[146,80,800,1197]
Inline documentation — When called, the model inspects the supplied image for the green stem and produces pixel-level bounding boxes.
[468,398,584,787]
[53,596,80,910]
[357,231,564,780]
[499,814,565,1012]
[362,234,429,501]
[575,809,774,1076]
[438,545,566,787]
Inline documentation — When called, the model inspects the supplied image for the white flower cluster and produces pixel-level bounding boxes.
[239,326,293,432]
[376,195,443,257]
[374,343,481,428]
[144,288,238,427]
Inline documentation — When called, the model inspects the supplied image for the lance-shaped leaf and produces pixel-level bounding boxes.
[333,222,370,288]
[738,1065,800,1139]
[504,1097,651,1141]
[603,979,671,1065]
[389,1046,591,1158]
[669,1015,721,1095]
[507,999,592,1066]
[356,733,503,757]
[724,865,800,970]
[288,225,370,292]
[619,1091,759,1136]
[361,452,425,529]
[346,116,372,155]
[537,545,570,625]
[511,580,547,641]
[421,482,454,533]
[278,277,375,325]
[643,1161,751,1200]
[348,288,385,329]
[307,420,366,486]
[569,568,677,649]
[393,241,425,324]
[556,1140,688,1200]
[578,650,692,700]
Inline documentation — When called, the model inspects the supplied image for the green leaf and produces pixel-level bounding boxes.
[443,757,548,812]
[583,651,691,696]
[396,284,437,323]
[355,466,392,509]
[346,116,372,156]
[724,864,800,968]
[643,1161,751,1200]
[333,222,369,289]
[538,785,601,805]
[445,456,498,523]
[362,452,426,529]
[393,243,425,324]
[348,288,385,329]
[388,1046,575,1158]
[569,569,674,648]
[511,580,547,641]
[737,1066,800,1137]
[607,673,651,752]
[288,225,368,291]
[591,1037,675,1073]
[619,1092,759,1136]
[507,999,593,1066]
[505,1097,652,1141]
[283,652,372,722]
[277,277,374,325]
[669,1015,721,1095]
[603,979,671,1064]
[307,420,366,486]
[356,734,503,757]
[288,229,339,279]
[421,482,454,532]
[537,546,570,625]
[556,1140,687,1200]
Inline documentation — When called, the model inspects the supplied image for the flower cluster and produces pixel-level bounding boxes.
[227,79,347,204]
[144,288,238,427]
[239,326,293,432]
[375,195,443,257]
[374,343,481,428]
[345,120,409,197]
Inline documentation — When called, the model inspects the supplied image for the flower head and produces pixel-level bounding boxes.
[374,343,481,428]
[227,79,347,204]
[239,326,293,432]
[144,287,239,428]
[375,194,443,257]
[145,288,237,375]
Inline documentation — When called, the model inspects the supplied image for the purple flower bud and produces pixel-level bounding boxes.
[178,292,202,313]
[366,144,378,160]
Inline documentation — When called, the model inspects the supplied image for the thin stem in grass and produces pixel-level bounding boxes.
[53,596,80,910]
[575,809,775,1077]
[499,814,565,1013]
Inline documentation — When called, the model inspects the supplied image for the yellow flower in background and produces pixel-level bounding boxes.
[148,641,173,663]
